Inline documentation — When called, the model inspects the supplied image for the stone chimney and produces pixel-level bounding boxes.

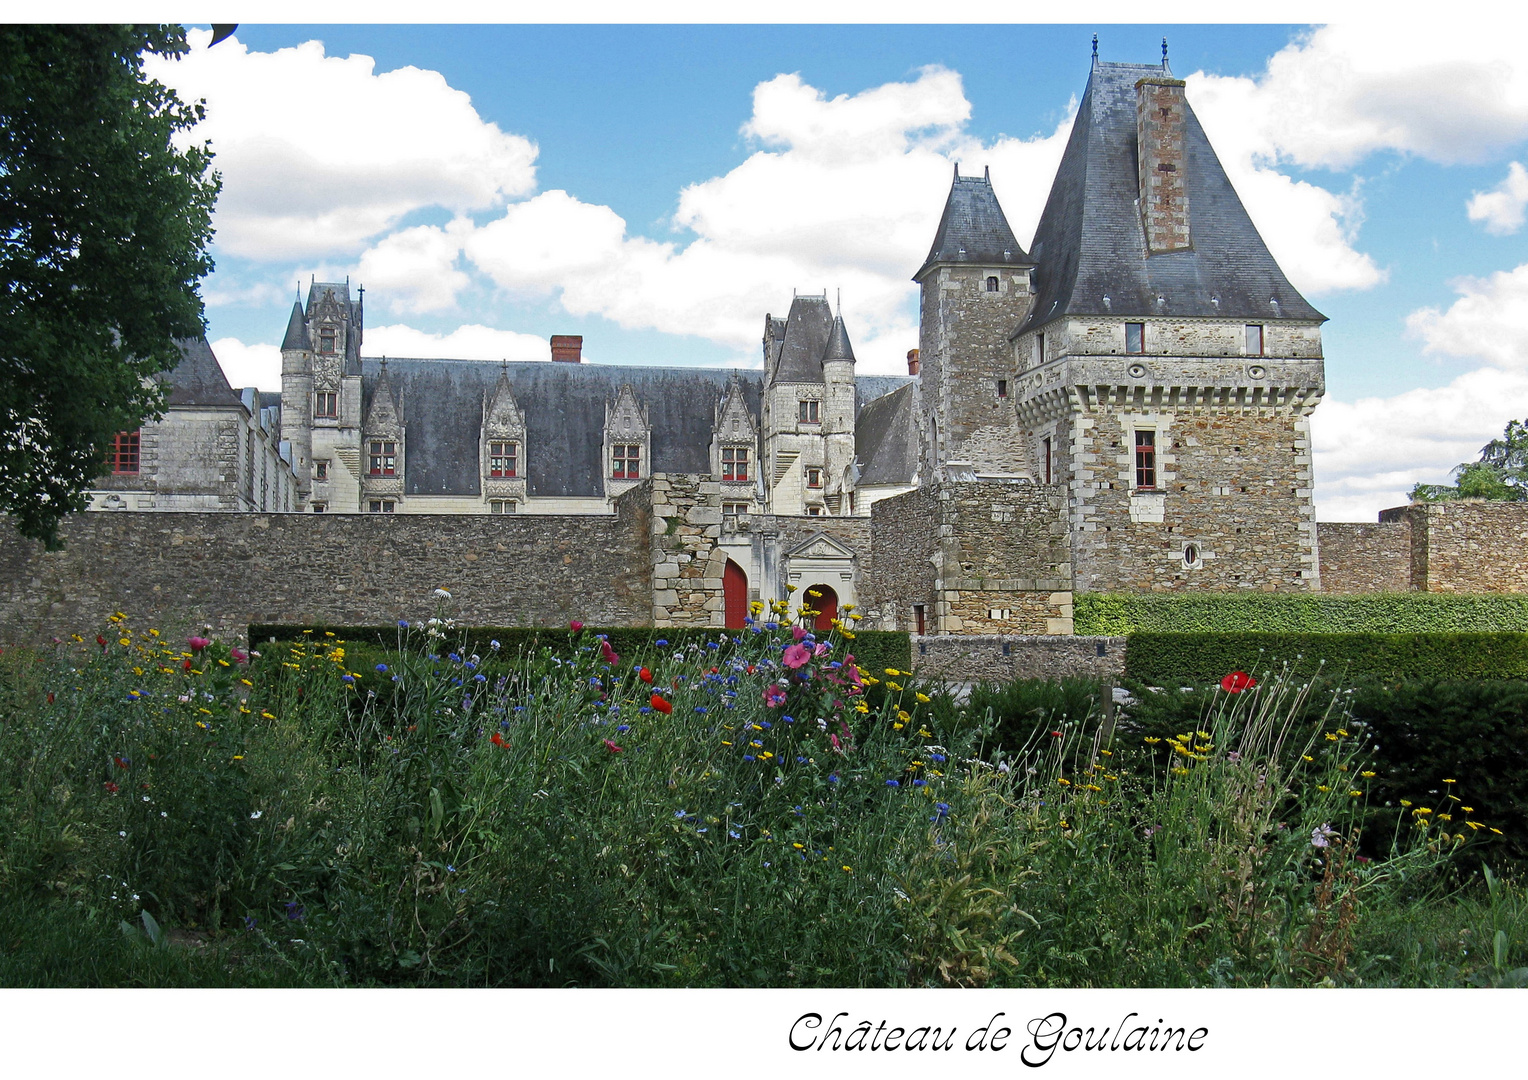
[550,335,583,363]
[1135,77,1190,254]
[906,348,921,376]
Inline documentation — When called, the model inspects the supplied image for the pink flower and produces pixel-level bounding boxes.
[230,647,249,664]
[187,636,211,652]
[813,642,830,658]
[603,739,623,754]
[600,639,620,666]
[569,620,584,633]
[763,684,787,708]
[792,626,807,642]
[782,644,811,669]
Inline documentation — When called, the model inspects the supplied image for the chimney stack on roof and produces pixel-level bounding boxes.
[906,348,921,376]
[550,335,583,363]
[1135,75,1191,254]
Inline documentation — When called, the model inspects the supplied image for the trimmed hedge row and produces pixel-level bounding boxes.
[1076,593,1528,635]
[1123,632,1528,684]
[248,623,913,678]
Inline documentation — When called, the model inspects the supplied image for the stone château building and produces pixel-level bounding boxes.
[78,49,1334,633]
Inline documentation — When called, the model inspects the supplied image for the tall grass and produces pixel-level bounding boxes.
[0,606,1517,986]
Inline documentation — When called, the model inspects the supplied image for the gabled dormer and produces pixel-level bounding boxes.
[482,368,527,513]
[603,383,650,499]
[712,374,759,501]
[360,361,403,509]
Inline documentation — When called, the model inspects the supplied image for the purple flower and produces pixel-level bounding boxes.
[1311,824,1338,849]
[284,901,305,922]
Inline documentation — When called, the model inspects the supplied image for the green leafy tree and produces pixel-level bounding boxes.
[1411,419,1528,503]
[1,25,219,548]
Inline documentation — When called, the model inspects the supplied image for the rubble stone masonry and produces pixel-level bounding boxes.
[1316,521,1411,593]
[1382,502,1528,593]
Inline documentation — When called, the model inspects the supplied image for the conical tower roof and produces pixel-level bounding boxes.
[823,314,856,363]
[280,301,310,351]
[916,165,1029,279]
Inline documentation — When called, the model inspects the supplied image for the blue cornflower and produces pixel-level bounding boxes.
[514,705,525,712]
[375,663,389,673]
[796,755,808,763]
[474,673,486,682]
[589,676,603,687]
[728,830,741,839]
[706,642,719,650]
[398,620,409,628]
[464,660,477,671]
[284,901,305,922]
[930,753,947,763]
[696,827,708,834]
[341,674,355,683]
[242,915,258,931]
[655,639,669,647]
[760,719,772,729]
[490,639,501,650]
[500,719,511,729]
[782,715,794,724]
[913,778,927,787]
[640,706,652,714]
[126,690,142,701]
[446,865,456,873]
[828,774,840,783]
[616,724,630,733]
[448,652,462,663]
[694,705,707,714]
[765,622,778,630]
[886,779,900,787]
[742,754,755,761]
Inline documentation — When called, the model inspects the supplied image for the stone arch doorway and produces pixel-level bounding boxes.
[723,559,749,630]
[803,583,838,632]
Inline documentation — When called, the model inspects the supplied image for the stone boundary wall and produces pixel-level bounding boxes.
[1316,521,1411,593]
[1397,502,1528,593]
[0,491,651,644]
[910,634,1127,682]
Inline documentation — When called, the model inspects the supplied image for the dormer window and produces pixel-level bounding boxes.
[722,446,749,481]
[319,327,336,355]
[368,441,397,477]
[798,400,820,424]
[1245,324,1264,356]
[489,441,518,478]
[612,444,640,480]
[315,391,337,419]
[1126,323,1146,354]
[986,276,999,292]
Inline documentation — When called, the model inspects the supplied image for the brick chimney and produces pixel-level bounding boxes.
[906,348,920,376]
[1135,77,1190,254]
[550,334,583,363]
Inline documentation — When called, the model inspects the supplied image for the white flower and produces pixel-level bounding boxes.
[142,796,151,802]
[433,588,451,599]
[250,810,262,820]
[119,831,127,838]
[160,811,167,818]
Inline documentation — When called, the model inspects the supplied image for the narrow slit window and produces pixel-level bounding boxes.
[1245,324,1264,356]
[1126,323,1145,354]
[996,379,1008,399]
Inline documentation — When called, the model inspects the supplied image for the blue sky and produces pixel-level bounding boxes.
[149,21,1528,521]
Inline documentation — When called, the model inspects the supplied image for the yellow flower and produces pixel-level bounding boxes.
[118,637,130,646]
[1302,755,1314,762]
[1491,828,1504,835]
[841,630,856,639]
[149,629,159,637]
[1056,778,1071,786]
[917,728,932,738]
[892,721,903,729]
[1400,799,1412,807]
[1195,731,1211,739]
[1463,806,1474,812]
[1172,767,1189,775]
[1104,774,1118,781]
[1325,733,1338,741]
[1444,778,1457,784]
[857,703,871,714]
[1361,771,1376,778]
[1349,790,1363,797]
[1414,807,1433,815]
[1317,785,1331,792]
[792,843,804,849]
[1466,821,1483,830]
[1100,749,1113,757]
[1143,737,1161,744]
[1437,814,1453,822]
[261,712,276,720]
[915,692,931,704]
[721,741,732,746]
[1336,729,1349,737]
[886,681,902,692]
[841,865,852,873]
[785,584,797,593]
[232,755,244,761]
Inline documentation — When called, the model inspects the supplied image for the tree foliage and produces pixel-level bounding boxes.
[1411,419,1528,503]
[0,25,219,548]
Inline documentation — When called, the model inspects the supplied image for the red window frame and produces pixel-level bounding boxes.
[612,444,640,480]
[806,467,823,489]
[110,430,140,475]
[1135,430,1157,490]
[369,440,397,477]
[489,440,517,478]
[315,391,338,419]
[722,446,749,481]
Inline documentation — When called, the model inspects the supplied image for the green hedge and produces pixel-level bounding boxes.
[1123,632,1528,685]
[1076,593,1528,635]
[248,623,912,678]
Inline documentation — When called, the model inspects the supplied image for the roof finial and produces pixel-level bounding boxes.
[1162,37,1169,67]
[984,164,990,181]
[953,160,960,180]
[836,287,841,316]
[1092,33,1098,59]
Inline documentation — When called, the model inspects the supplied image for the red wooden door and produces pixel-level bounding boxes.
[723,559,748,629]
[806,584,838,632]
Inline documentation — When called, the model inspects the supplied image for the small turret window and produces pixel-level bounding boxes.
[1245,324,1264,356]
[319,327,336,355]
[986,276,999,292]
[368,441,397,477]
[798,400,820,424]
[806,467,823,489]
[315,392,337,419]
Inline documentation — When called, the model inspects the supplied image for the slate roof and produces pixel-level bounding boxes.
[854,381,918,486]
[162,337,244,408]
[280,302,310,351]
[916,166,1030,280]
[359,358,914,499]
[771,295,836,383]
[824,315,856,362]
[1018,59,1324,335]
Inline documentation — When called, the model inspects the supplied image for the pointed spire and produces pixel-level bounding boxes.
[823,314,856,363]
[281,301,310,351]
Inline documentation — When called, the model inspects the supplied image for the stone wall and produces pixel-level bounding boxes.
[1382,502,1528,593]
[910,634,1126,682]
[0,491,652,644]
[940,480,1072,634]
[1316,521,1411,593]
[648,474,726,626]
[862,487,940,630]
[1071,410,1317,593]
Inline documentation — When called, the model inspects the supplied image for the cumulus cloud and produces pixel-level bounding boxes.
[462,68,1072,374]
[145,29,537,260]
[356,219,475,314]
[210,338,282,392]
[1468,162,1528,235]
[1314,264,1528,520]
[363,323,552,363]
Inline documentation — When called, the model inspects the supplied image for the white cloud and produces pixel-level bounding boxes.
[356,219,475,314]
[1468,162,1528,235]
[210,338,282,392]
[462,68,1073,374]
[146,29,537,260]
[363,323,551,363]
[1314,263,1528,520]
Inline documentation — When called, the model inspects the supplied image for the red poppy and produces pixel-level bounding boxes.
[569,620,584,633]
[113,756,129,769]
[46,692,55,705]
[639,667,653,684]
[603,739,623,753]
[1220,671,1257,693]
[650,694,672,715]
[490,732,506,747]
[103,782,118,793]
[1051,730,1064,738]
[96,635,107,648]
[182,658,193,671]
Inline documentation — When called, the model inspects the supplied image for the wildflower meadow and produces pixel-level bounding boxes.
[0,593,1523,988]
